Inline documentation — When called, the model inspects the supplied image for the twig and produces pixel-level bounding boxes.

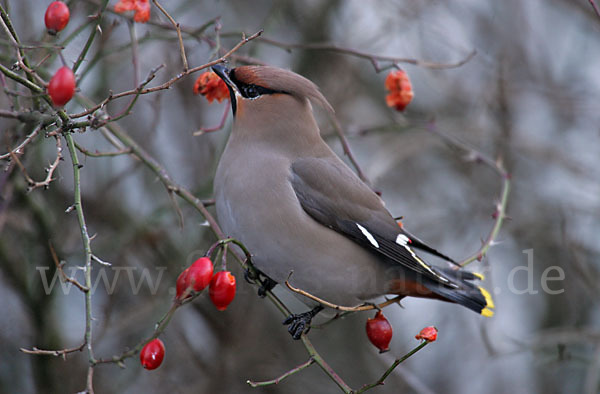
[424,123,511,267]
[49,241,89,292]
[247,358,315,387]
[0,124,41,160]
[0,13,46,86]
[72,0,109,73]
[331,117,369,184]
[74,141,132,157]
[285,274,403,312]
[355,340,432,393]
[8,135,63,191]
[69,30,263,120]
[20,342,86,358]
[151,0,188,71]
[128,20,140,88]
[193,104,230,136]
[0,4,41,105]
[258,36,476,72]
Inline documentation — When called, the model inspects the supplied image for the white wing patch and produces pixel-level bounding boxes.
[356,223,379,248]
[395,234,410,245]
[396,233,450,283]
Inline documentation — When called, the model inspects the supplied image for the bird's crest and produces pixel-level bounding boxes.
[232,66,335,115]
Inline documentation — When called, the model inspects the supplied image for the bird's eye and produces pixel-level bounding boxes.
[244,85,259,98]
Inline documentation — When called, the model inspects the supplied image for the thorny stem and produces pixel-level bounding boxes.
[64,132,97,391]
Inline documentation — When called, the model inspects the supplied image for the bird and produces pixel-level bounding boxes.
[211,64,495,339]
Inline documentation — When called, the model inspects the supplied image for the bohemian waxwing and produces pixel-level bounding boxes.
[211,64,495,339]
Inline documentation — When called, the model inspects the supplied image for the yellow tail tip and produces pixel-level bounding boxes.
[481,307,495,317]
[478,286,496,314]
[473,272,485,280]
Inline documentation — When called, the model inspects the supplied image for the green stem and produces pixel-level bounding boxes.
[0,62,43,93]
[72,0,109,73]
[64,132,95,367]
[355,340,431,393]
[302,336,353,393]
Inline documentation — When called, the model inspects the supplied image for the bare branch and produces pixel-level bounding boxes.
[258,36,476,72]
[285,274,404,312]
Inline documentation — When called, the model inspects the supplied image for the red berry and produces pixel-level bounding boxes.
[140,338,165,370]
[415,326,438,342]
[48,67,75,106]
[44,1,70,35]
[188,257,214,292]
[175,267,191,300]
[366,311,393,353]
[175,257,214,300]
[384,70,413,112]
[209,271,236,311]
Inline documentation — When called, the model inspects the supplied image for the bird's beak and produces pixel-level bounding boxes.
[212,64,238,95]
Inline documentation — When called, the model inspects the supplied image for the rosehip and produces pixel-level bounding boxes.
[175,257,214,300]
[48,67,75,106]
[366,311,393,353]
[209,271,236,311]
[175,267,191,300]
[44,1,70,35]
[140,338,165,370]
[415,326,438,342]
[384,69,413,111]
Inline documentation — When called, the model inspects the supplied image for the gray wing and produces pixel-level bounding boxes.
[290,157,457,287]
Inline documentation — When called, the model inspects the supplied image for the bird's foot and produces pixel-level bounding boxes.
[283,305,324,340]
[257,276,277,298]
[243,267,277,298]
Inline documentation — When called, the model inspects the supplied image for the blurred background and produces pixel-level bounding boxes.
[1,0,599,393]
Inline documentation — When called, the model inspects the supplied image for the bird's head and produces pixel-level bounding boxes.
[212,64,334,121]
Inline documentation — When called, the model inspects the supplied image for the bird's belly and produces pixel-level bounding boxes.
[215,161,390,306]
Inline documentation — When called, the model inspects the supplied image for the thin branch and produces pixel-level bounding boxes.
[69,30,263,120]
[258,36,476,72]
[128,20,140,88]
[74,141,132,157]
[331,116,369,184]
[425,124,511,267]
[49,241,89,292]
[8,134,62,191]
[301,336,353,393]
[193,104,230,136]
[247,358,315,388]
[20,342,86,358]
[285,275,403,312]
[72,0,109,73]
[355,340,432,393]
[0,124,41,160]
[151,0,188,71]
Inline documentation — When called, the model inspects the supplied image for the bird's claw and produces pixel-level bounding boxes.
[283,305,324,340]
[244,267,277,297]
[257,276,277,298]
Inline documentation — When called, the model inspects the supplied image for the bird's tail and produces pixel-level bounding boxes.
[426,268,495,317]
